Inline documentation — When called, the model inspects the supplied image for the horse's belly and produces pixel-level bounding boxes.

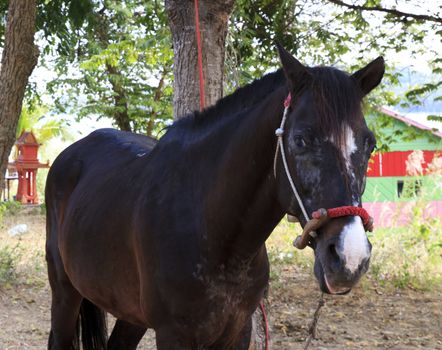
[59,211,151,326]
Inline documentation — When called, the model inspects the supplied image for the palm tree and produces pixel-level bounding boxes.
[16,101,72,144]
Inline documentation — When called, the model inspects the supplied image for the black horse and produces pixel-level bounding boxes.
[45,45,384,349]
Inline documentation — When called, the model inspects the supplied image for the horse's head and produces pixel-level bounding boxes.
[274,45,385,294]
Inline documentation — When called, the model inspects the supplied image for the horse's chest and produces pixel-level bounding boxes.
[167,273,265,345]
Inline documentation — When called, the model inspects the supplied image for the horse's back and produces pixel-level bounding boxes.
[47,128,156,199]
[51,128,155,171]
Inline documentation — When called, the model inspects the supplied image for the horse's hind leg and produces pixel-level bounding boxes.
[47,251,83,350]
[108,319,147,350]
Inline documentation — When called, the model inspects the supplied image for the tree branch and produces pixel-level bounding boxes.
[146,68,169,137]
[327,0,442,25]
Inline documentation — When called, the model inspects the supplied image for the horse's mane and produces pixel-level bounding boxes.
[167,65,362,150]
[170,69,286,131]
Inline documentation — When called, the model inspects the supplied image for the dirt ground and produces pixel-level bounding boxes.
[1,214,441,349]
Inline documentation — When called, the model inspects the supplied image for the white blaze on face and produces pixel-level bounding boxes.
[330,125,358,174]
[338,216,371,273]
[331,125,361,204]
[343,126,357,172]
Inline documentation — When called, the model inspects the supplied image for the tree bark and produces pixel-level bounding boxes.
[165,0,235,119]
[0,0,39,195]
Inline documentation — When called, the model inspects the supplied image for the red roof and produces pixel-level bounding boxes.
[379,107,442,139]
[15,130,40,145]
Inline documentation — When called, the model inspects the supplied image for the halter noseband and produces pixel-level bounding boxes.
[274,93,374,250]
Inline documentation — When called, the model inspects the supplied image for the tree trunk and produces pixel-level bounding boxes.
[0,0,39,195]
[165,0,235,119]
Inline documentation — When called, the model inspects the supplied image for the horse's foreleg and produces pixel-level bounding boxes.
[209,317,253,350]
[108,319,147,350]
[233,318,254,350]
[155,328,193,350]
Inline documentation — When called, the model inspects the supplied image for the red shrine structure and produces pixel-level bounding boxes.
[7,131,49,204]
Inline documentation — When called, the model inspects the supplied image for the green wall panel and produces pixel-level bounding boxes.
[363,176,442,202]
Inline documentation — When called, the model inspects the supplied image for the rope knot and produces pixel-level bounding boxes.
[275,128,284,137]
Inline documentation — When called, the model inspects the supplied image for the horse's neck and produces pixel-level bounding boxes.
[204,87,287,269]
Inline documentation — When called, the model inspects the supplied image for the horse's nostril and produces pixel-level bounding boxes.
[329,244,340,262]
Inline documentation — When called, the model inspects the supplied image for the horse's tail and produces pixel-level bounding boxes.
[78,299,108,350]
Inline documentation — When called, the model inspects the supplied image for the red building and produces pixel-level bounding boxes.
[7,131,49,204]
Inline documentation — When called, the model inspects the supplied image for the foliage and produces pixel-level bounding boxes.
[0,0,173,135]
[0,201,21,226]
[369,206,442,290]
[16,98,72,143]
[1,0,440,142]
[0,201,22,220]
[227,0,398,88]
[0,244,20,286]
[45,0,174,135]
[323,0,442,120]
[0,0,94,51]
[267,219,313,270]
[0,209,47,287]
[227,0,441,149]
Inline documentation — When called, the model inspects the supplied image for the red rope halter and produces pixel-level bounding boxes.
[312,206,372,229]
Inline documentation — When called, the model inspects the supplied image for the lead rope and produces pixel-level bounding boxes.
[304,293,325,350]
[259,301,269,350]
[273,93,311,226]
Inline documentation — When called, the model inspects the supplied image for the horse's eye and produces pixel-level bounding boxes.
[294,136,306,148]
[366,134,376,154]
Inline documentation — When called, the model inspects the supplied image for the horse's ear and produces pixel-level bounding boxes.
[351,57,385,96]
[276,42,309,92]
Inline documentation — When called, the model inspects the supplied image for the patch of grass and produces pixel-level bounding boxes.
[368,204,442,290]
[267,218,314,287]
[0,201,22,219]
[0,210,47,288]
[0,244,21,286]
[267,218,314,270]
